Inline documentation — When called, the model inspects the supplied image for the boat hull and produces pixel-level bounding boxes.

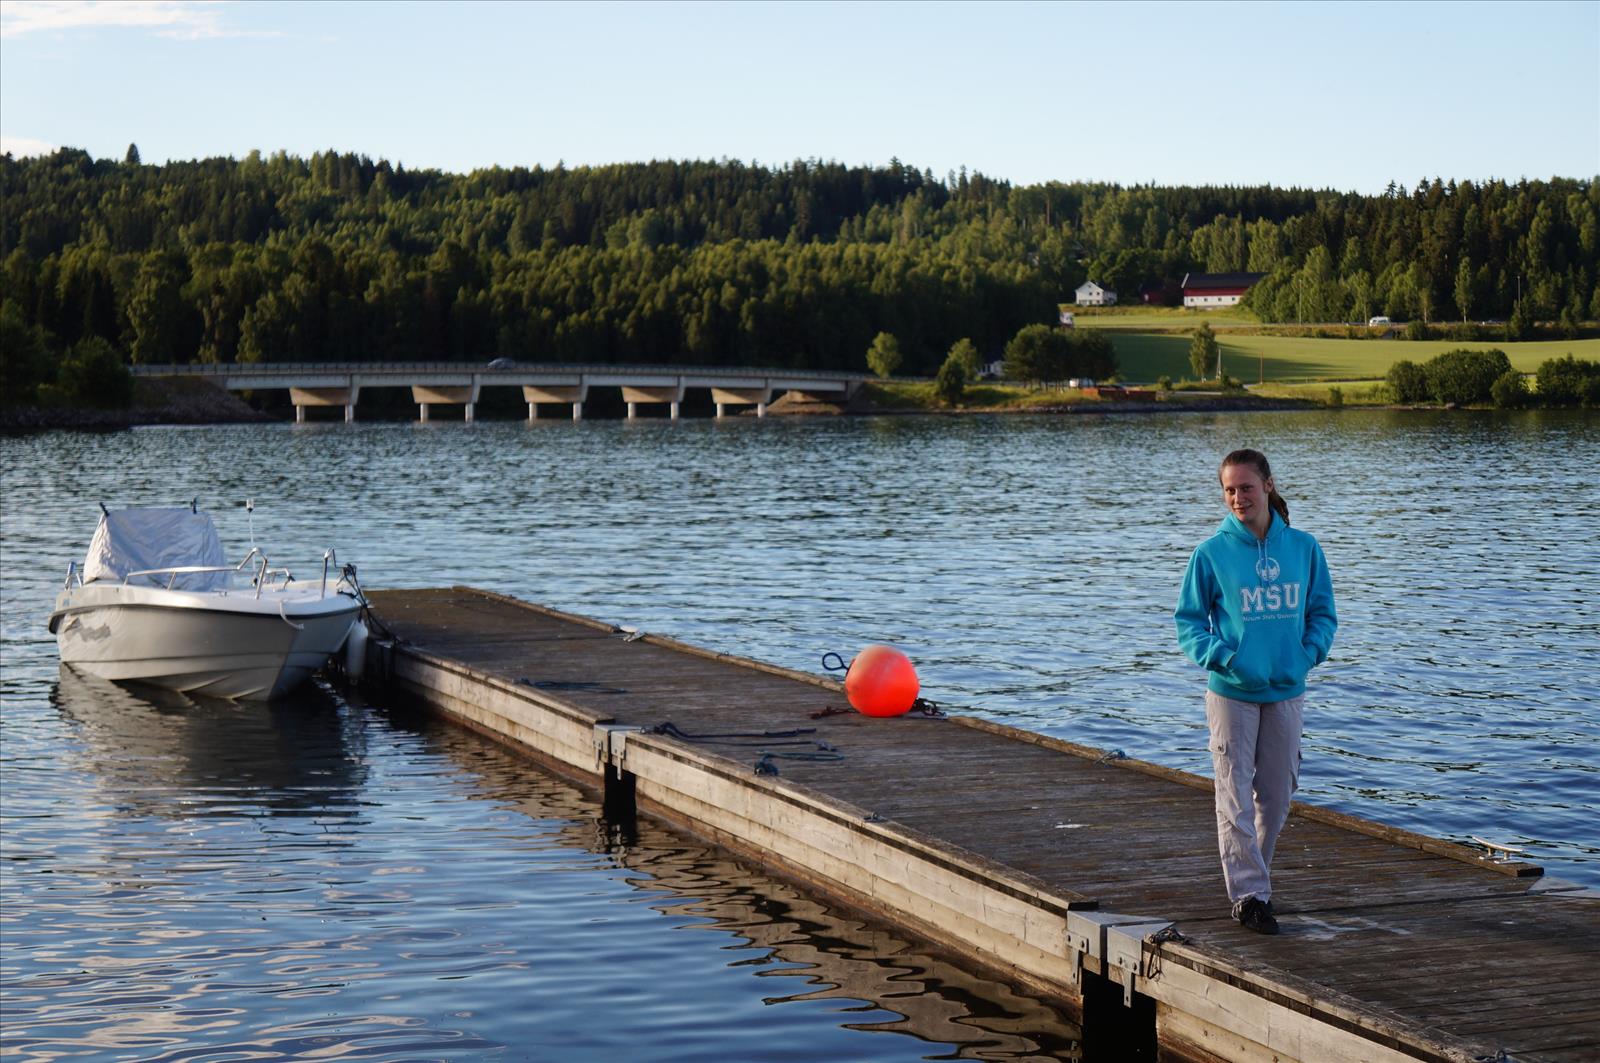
[51,585,360,701]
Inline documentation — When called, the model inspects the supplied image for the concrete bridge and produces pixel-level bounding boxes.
[131,362,872,422]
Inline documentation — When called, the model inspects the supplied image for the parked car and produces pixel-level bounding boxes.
[1367,316,1391,326]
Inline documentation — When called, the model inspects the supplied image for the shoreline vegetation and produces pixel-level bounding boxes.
[8,371,1590,432]
[4,151,1597,427]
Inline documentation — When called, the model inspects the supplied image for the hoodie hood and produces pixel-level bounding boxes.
[1216,510,1281,545]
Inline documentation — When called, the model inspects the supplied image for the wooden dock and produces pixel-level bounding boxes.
[363,587,1600,1063]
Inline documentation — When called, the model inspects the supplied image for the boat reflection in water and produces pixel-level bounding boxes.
[51,665,367,820]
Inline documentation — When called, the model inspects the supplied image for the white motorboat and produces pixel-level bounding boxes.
[49,505,365,701]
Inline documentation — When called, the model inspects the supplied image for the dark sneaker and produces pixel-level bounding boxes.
[1237,897,1279,935]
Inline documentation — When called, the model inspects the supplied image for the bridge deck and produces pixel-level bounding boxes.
[365,587,1599,1063]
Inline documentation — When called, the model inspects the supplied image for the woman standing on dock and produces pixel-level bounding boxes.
[1174,449,1337,935]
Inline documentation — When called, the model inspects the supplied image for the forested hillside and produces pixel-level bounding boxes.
[2,148,1595,383]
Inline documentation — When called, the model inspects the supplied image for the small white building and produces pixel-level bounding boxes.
[1075,281,1117,306]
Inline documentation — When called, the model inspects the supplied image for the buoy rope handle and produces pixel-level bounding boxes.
[821,651,851,676]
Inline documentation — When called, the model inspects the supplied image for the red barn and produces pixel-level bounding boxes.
[1181,272,1266,308]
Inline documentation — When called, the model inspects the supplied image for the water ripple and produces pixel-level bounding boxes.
[3,410,1597,1058]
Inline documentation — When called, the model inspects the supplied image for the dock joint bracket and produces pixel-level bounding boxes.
[594,722,642,772]
[1068,912,1172,1007]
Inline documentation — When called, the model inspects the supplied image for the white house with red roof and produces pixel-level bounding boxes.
[1181,272,1266,308]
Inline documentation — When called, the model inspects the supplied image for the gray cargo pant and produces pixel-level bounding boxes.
[1205,691,1304,908]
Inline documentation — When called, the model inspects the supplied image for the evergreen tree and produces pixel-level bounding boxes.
[0,299,54,404]
[1454,257,1474,322]
[1189,321,1219,379]
[126,252,194,364]
[0,152,1591,379]
[57,335,134,407]
[934,352,967,405]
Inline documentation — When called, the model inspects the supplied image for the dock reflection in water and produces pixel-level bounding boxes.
[387,698,1088,1061]
[2,673,1082,1062]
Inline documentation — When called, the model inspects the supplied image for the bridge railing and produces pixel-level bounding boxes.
[131,361,875,383]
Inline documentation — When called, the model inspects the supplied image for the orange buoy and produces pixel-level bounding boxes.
[844,644,919,717]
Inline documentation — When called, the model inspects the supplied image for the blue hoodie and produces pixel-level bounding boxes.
[1175,511,1337,703]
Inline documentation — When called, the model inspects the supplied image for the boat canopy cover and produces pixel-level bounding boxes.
[83,508,228,589]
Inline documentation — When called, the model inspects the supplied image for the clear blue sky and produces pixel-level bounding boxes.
[2,0,1596,193]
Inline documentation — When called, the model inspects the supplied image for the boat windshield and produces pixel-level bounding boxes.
[83,508,230,591]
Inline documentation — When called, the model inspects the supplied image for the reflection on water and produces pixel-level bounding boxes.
[52,667,367,819]
[1,671,1080,1061]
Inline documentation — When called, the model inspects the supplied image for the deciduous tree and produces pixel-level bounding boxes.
[947,337,981,378]
[866,331,902,378]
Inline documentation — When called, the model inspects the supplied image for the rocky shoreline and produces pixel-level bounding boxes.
[1,378,273,432]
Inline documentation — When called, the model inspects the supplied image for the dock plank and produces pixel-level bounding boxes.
[365,588,1598,1063]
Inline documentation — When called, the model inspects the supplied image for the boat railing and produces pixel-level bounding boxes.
[124,548,270,593]
[62,561,82,590]
[109,548,350,600]
[261,568,296,592]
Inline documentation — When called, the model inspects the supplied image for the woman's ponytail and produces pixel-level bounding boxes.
[1267,487,1290,526]
[1221,449,1291,526]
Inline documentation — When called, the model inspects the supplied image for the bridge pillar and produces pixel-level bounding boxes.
[622,385,686,420]
[290,385,359,424]
[711,387,772,418]
[522,384,588,423]
[412,385,479,422]
[670,401,680,420]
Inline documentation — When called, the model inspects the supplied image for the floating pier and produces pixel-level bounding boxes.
[363,588,1599,1063]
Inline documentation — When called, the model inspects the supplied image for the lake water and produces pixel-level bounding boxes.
[3,408,1597,1060]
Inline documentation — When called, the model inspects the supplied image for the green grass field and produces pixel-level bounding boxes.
[1067,305,1259,330]
[1108,333,1600,384]
[860,381,1090,411]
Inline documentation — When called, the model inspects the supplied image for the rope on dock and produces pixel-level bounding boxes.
[808,698,948,720]
[809,705,853,719]
[1144,925,1189,984]
[753,747,846,776]
[645,720,819,744]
